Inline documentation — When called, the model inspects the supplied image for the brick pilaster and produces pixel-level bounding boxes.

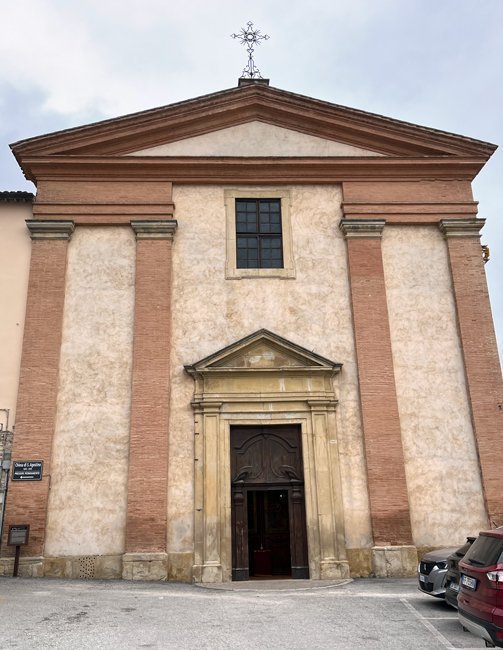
[440,219,503,526]
[125,220,178,553]
[340,219,413,546]
[1,220,74,556]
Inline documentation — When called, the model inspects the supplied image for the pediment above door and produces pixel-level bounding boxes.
[184,330,341,404]
[185,329,341,374]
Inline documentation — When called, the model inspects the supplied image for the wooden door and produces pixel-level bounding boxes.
[231,425,309,580]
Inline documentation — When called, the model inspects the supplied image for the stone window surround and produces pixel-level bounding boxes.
[224,188,295,279]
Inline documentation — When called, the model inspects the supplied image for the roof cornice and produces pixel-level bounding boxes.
[19,155,488,184]
[11,85,497,166]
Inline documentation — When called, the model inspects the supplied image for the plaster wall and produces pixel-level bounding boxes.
[131,121,384,157]
[169,184,373,554]
[382,225,488,546]
[45,227,135,556]
[0,204,32,427]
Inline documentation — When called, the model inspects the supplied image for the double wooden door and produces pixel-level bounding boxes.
[231,425,309,580]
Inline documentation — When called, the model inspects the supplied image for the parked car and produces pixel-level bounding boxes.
[418,547,459,598]
[445,536,476,609]
[458,528,503,648]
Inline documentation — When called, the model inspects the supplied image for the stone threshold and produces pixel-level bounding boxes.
[195,578,353,591]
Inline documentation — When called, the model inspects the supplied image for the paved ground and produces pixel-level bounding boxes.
[0,576,486,649]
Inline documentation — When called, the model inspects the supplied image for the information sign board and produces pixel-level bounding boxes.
[12,460,43,481]
[8,524,30,546]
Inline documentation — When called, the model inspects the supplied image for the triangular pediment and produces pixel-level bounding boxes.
[128,121,384,158]
[11,84,496,163]
[185,329,341,374]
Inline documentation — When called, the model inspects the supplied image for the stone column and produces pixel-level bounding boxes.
[440,219,503,526]
[123,220,177,581]
[1,220,74,569]
[340,219,415,576]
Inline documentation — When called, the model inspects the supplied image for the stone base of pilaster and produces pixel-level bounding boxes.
[122,553,168,580]
[192,562,224,583]
[371,545,418,578]
[319,559,351,580]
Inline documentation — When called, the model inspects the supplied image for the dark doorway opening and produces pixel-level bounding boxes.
[231,424,309,581]
[247,489,291,577]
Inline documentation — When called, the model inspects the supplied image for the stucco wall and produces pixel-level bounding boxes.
[131,121,383,157]
[38,203,489,558]
[382,225,488,546]
[0,204,32,428]
[169,184,373,553]
[45,227,135,556]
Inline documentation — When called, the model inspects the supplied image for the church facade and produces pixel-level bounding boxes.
[0,80,501,582]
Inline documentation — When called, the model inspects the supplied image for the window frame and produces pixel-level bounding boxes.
[235,198,283,270]
[224,189,295,279]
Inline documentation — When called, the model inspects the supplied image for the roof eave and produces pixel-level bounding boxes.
[19,154,488,185]
[10,84,498,163]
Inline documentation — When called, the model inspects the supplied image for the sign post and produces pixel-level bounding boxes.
[8,524,30,577]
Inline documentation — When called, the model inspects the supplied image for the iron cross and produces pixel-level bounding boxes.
[231,21,270,79]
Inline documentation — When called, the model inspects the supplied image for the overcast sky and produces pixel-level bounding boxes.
[1,0,501,358]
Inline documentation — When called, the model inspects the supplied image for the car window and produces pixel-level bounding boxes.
[463,535,503,567]
[456,541,472,557]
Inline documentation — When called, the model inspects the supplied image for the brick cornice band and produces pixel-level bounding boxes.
[131,220,178,239]
[339,219,386,238]
[26,219,75,240]
[439,218,485,237]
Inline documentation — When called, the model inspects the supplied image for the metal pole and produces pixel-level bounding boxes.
[0,464,10,553]
[0,410,12,553]
[13,545,20,577]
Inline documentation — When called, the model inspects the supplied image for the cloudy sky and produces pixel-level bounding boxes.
[1,0,502,357]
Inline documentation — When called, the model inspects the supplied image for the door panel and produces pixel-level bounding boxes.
[231,425,304,485]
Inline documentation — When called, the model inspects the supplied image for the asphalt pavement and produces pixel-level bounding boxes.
[0,576,486,649]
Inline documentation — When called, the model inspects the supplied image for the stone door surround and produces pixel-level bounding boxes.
[185,329,350,582]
